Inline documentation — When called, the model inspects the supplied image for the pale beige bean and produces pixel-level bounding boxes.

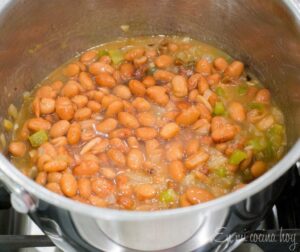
[67,123,81,145]
[60,173,77,197]
[118,112,140,129]
[8,141,27,157]
[40,98,55,115]
[160,122,180,139]
[127,149,144,169]
[96,118,118,133]
[171,75,188,97]
[28,118,51,131]
[55,97,75,120]
[50,120,70,138]
[129,80,146,97]
[113,85,132,100]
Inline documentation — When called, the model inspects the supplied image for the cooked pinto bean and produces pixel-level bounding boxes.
[55,97,75,120]
[8,141,27,157]
[213,57,228,72]
[127,148,144,170]
[40,98,56,115]
[228,102,246,122]
[160,122,180,139]
[168,160,185,182]
[96,118,118,133]
[165,141,183,161]
[136,127,157,141]
[225,61,244,78]
[61,173,77,197]
[113,85,132,100]
[95,72,116,88]
[107,148,126,166]
[255,89,271,104]
[175,106,201,126]
[251,161,267,177]
[78,178,92,198]
[171,75,188,97]
[135,184,156,200]
[61,81,80,97]
[186,187,214,204]
[50,120,70,138]
[146,86,169,106]
[28,118,51,131]
[67,123,81,144]
[89,62,114,75]
[106,101,124,117]
[137,112,156,127]
[129,80,146,97]
[118,112,140,129]
[195,59,212,75]
[132,97,151,112]
[63,63,80,77]
[184,149,209,169]
[155,55,173,68]
[91,177,114,197]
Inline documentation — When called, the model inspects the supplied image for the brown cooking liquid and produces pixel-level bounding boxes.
[8,36,286,210]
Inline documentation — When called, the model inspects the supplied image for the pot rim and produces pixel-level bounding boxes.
[0,140,299,220]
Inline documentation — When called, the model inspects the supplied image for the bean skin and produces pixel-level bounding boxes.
[186,187,214,204]
[118,112,140,129]
[80,50,97,63]
[73,160,99,176]
[55,97,75,120]
[137,112,156,127]
[127,148,144,169]
[175,106,201,127]
[160,122,180,140]
[44,160,68,172]
[91,177,114,197]
[60,173,78,197]
[195,59,212,75]
[67,123,81,145]
[106,101,124,117]
[96,118,118,133]
[74,107,92,121]
[155,55,173,68]
[40,98,56,115]
[61,81,80,97]
[8,141,27,157]
[184,149,209,169]
[136,127,158,141]
[255,89,271,104]
[171,75,188,97]
[107,148,126,166]
[168,160,185,182]
[213,57,228,72]
[128,80,146,97]
[79,72,95,91]
[113,85,132,100]
[89,62,114,75]
[225,61,244,78]
[124,48,145,61]
[28,118,51,132]
[78,178,92,199]
[63,63,80,77]
[251,161,267,177]
[87,100,102,113]
[228,102,246,122]
[146,86,169,106]
[95,73,116,88]
[132,97,151,112]
[50,120,70,138]
[134,184,156,200]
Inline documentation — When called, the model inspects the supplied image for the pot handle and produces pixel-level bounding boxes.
[0,155,37,214]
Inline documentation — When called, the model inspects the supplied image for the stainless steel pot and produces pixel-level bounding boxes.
[0,0,300,251]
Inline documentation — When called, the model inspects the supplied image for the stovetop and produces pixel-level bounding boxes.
[0,165,300,252]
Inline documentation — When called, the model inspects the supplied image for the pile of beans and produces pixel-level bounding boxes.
[7,37,286,210]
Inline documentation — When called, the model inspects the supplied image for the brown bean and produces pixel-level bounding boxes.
[89,195,108,207]
[168,160,185,182]
[135,184,156,200]
[86,90,104,103]
[61,81,80,97]
[78,178,92,199]
[96,118,118,133]
[50,120,70,138]
[106,101,124,117]
[171,75,188,97]
[35,172,47,185]
[255,89,271,104]
[60,173,77,197]
[47,172,62,183]
[36,86,56,99]
[55,97,75,120]
[8,141,27,157]
[187,74,201,90]
[119,63,134,80]
[127,136,139,149]
[195,59,212,75]
[256,115,274,131]
[79,72,95,91]
[132,97,151,112]
[80,50,97,63]
[192,118,211,135]
[197,76,209,95]
[113,85,132,100]
[155,55,173,68]
[99,55,112,64]
[211,116,237,143]
[67,123,81,145]
[87,100,102,113]
[107,148,126,166]
[153,70,175,82]
[89,62,114,75]
[101,95,119,109]
[186,139,200,156]
[196,103,212,122]
[28,118,51,132]
[44,160,68,172]
[40,98,55,115]
[100,167,117,179]
[133,56,147,67]
[51,81,64,93]
[91,177,114,197]
[109,128,132,139]
[207,73,221,86]
[73,160,99,176]
[39,142,57,157]
[128,80,146,97]
[146,86,169,106]
[136,127,158,141]
[74,107,92,121]
[118,112,140,129]
[175,106,201,127]
[137,112,155,127]
[228,102,246,122]
[71,95,88,108]
[124,48,145,61]
[186,187,214,204]
[95,72,116,88]
[63,63,80,77]
[251,161,267,178]
[127,149,144,170]
[160,122,180,140]
[117,195,134,209]
[46,182,63,195]
[225,61,244,78]
[214,57,228,72]
[142,76,156,87]
[185,149,209,169]
[165,141,183,161]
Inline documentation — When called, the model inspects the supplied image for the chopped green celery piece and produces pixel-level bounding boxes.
[266,124,284,149]
[108,49,123,65]
[262,140,275,161]
[159,189,176,203]
[213,102,225,115]
[248,102,264,111]
[247,138,266,152]
[215,167,227,177]
[98,50,109,57]
[229,150,247,165]
[215,87,225,97]
[238,85,248,96]
[29,130,48,147]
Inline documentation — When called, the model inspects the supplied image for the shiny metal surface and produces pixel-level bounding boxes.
[0,0,300,251]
